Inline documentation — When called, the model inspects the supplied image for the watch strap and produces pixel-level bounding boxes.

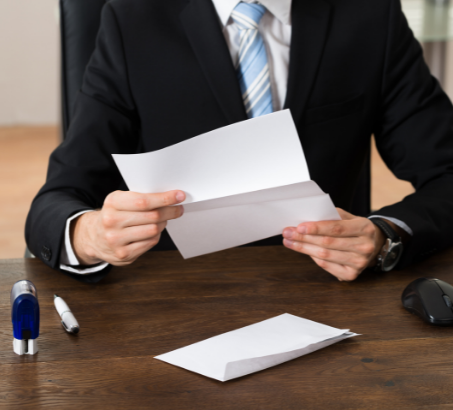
[370,218,400,242]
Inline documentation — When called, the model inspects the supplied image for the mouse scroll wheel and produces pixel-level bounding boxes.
[443,295,453,308]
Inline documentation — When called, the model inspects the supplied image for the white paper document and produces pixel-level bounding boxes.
[112,110,340,258]
[155,314,359,382]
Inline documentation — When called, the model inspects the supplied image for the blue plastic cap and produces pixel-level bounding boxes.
[11,294,40,340]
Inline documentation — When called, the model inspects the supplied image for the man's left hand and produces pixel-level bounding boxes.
[282,208,386,281]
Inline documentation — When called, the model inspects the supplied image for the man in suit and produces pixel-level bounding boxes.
[26,0,453,283]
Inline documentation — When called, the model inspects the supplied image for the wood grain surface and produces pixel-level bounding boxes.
[1,246,453,409]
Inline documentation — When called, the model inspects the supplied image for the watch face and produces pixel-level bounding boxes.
[382,242,403,272]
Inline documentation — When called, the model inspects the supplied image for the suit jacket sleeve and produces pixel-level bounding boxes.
[369,0,453,267]
[25,3,140,283]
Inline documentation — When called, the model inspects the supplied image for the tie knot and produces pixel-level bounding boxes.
[231,2,266,30]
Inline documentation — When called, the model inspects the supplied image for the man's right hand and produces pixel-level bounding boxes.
[71,190,185,266]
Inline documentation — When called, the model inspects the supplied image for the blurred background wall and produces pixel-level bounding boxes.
[0,0,59,126]
[2,1,453,126]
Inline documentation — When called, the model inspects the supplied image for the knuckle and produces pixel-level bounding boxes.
[135,197,148,211]
[360,243,375,256]
[364,223,376,236]
[114,248,129,261]
[318,248,330,260]
[102,212,116,228]
[105,231,118,246]
[161,194,171,207]
[104,192,117,207]
[331,224,344,236]
[148,210,161,222]
[352,256,368,269]
[321,236,334,247]
[148,224,159,237]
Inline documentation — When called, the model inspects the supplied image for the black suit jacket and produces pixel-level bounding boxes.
[26,0,453,282]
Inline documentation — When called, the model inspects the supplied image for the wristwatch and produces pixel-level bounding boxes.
[370,218,403,272]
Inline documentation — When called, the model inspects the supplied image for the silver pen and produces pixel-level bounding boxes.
[54,294,80,334]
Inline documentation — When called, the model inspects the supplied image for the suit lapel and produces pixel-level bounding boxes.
[180,0,247,124]
[284,0,332,124]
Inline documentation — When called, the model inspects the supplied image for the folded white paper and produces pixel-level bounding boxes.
[112,110,340,258]
[155,314,359,381]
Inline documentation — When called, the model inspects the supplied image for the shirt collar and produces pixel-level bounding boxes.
[211,0,292,27]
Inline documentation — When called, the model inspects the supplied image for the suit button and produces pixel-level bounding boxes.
[41,246,52,261]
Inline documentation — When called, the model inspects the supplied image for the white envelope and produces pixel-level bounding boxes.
[112,110,340,258]
[155,314,359,382]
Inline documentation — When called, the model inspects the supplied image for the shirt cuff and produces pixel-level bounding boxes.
[368,215,413,236]
[60,210,109,274]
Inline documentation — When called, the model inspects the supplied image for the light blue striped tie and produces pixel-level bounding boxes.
[232,2,273,118]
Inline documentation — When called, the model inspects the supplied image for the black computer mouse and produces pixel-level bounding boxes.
[402,278,453,326]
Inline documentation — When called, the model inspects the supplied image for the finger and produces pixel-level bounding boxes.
[105,190,185,212]
[283,228,367,252]
[283,239,369,270]
[296,219,366,237]
[108,235,161,266]
[336,208,355,220]
[106,222,166,247]
[123,235,161,260]
[311,257,360,282]
[103,206,184,229]
[123,222,168,244]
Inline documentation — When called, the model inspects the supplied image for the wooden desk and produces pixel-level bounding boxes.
[1,246,453,409]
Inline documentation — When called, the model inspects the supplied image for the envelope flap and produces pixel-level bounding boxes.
[223,331,358,381]
[182,181,325,213]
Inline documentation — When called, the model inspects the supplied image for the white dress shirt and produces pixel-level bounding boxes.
[60,0,412,274]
